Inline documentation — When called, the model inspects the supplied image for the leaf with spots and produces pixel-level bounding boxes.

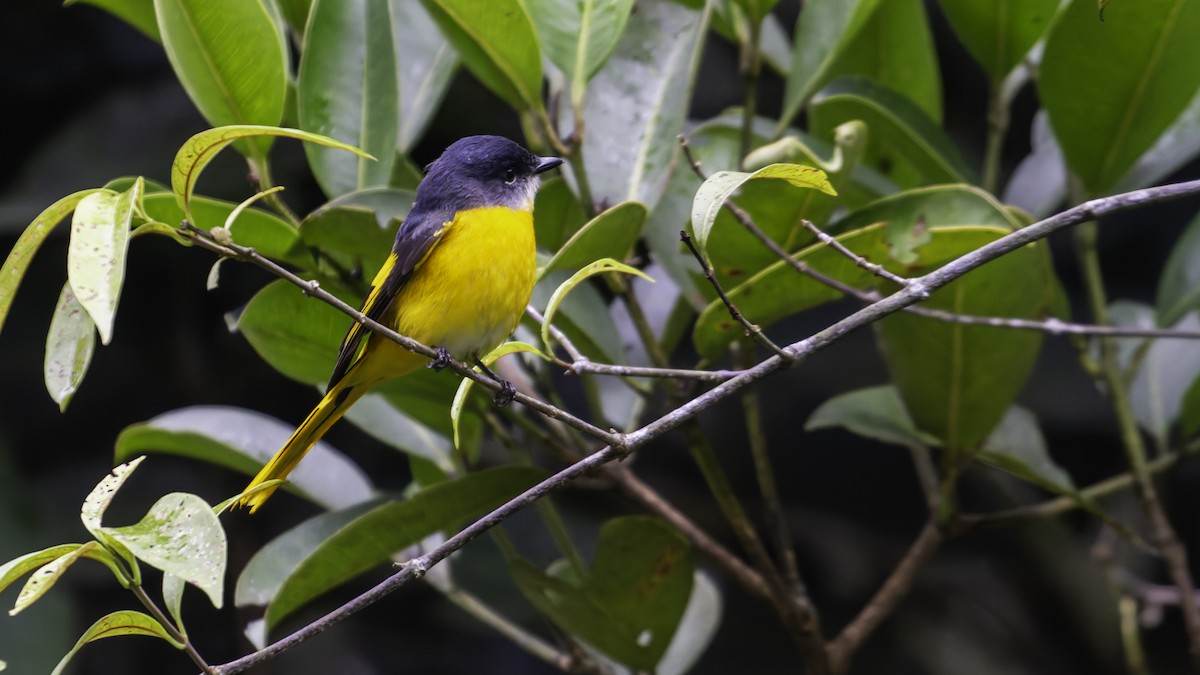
[510,516,694,671]
[102,492,227,609]
[51,610,183,675]
[67,184,136,345]
[44,283,96,412]
[10,543,112,616]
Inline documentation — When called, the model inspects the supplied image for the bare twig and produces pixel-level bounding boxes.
[681,229,789,358]
[826,521,944,674]
[800,219,910,286]
[130,583,212,674]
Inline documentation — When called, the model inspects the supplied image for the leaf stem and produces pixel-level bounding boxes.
[981,80,1009,195]
[739,13,763,168]
[129,583,212,673]
[249,156,300,227]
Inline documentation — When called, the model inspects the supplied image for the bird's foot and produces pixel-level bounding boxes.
[493,380,517,407]
[427,346,453,371]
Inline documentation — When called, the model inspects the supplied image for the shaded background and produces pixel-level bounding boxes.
[2,1,1200,673]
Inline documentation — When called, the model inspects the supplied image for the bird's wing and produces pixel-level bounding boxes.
[325,206,454,389]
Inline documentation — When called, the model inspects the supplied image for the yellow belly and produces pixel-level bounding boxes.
[380,206,536,362]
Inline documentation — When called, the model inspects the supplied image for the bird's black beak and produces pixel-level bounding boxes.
[534,156,564,174]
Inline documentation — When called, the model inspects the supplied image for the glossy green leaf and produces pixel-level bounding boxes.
[0,191,101,337]
[876,237,1055,452]
[299,205,400,275]
[1157,210,1200,326]
[693,224,1016,359]
[451,341,549,448]
[103,493,226,608]
[115,406,373,509]
[315,186,416,227]
[534,177,587,251]
[539,202,648,278]
[511,516,694,671]
[574,0,712,209]
[393,1,459,152]
[938,0,1059,84]
[1040,0,1200,195]
[170,125,371,221]
[529,270,625,363]
[67,0,160,40]
[709,5,792,75]
[67,186,134,345]
[541,259,653,354]
[155,0,288,159]
[1115,87,1200,193]
[826,0,942,123]
[2,546,88,598]
[276,0,312,33]
[810,77,976,186]
[299,0,398,197]
[526,0,634,107]
[690,163,835,259]
[10,543,108,616]
[806,385,940,446]
[419,0,544,112]
[340,393,455,472]
[976,406,1075,494]
[238,467,544,630]
[51,610,183,675]
[44,284,96,412]
[1110,303,1200,446]
[777,0,882,133]
[140,192,308,267]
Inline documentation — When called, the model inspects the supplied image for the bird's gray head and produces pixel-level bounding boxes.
[419,135,563,211]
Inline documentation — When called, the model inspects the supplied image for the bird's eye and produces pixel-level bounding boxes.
[503,168,517,185]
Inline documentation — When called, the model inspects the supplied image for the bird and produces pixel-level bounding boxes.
[238,135,563,512]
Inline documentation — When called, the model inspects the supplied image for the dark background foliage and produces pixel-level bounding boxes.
[2,1,1199,673]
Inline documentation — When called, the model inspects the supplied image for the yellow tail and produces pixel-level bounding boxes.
[237,379,369,512]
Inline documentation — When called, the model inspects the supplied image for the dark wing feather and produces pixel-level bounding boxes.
[325,205,454,390]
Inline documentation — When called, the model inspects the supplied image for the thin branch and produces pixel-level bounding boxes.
[681,229,790,358]
[204,178,1200,673]
[800,219,911,286]
[826,521,944,674]
[130,583,212,674]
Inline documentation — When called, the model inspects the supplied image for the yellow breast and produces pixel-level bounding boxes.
[387,206,536,359]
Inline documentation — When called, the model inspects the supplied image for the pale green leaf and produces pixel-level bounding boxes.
[44,283,97,411]
[51,610,183,675]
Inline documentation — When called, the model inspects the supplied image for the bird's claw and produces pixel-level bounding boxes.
[493,380,517,407]
[427,347,453,371]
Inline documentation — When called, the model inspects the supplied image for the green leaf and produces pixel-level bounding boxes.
[1039,0,1200,195]
[51,610,183,675]
[826,0,942,123]
[155,0,288,159]
[656,571,722,675]
[1110,303,1200,446]
[299,204,401,275]
[809,77,976,186]
[574,0,713,209]
[451,341,550,448]
[1003,110,1066,219]
[976,406,1076,494]
[541,259,654,354]
[10,543,108,616]
[237,467,544,631]
[140,192,308,267]
[80,457,145,538]
[67,186,134,345]
[1115,86,1200,193]
[1157,210,1200,326]
[115,406,375,510]
[526,0,634,107]
[276,0,312,33]
[393,2,459,152]
[876,236,1055,452]
[170,125,371,222]
[937,0,1059,84]
[511,516,694,671]
[0,190,101,338]
[161,573,187,638]
[689,163,835,259]
[102,493,226,608]
[529,270,626,363]
[2,546,88,598]
[44,284,97,412]
[419,0,544,113]
[777,0,883,133]
[539,202,648,278]
[340,393,454,472]
[534,177,588,251]
[67,0,160,40]
[806,385,940,447]
[299,0,398,197]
